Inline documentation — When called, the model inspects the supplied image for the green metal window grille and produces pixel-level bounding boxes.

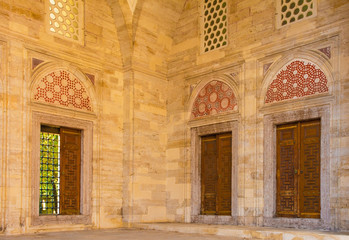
[39,126,61,215]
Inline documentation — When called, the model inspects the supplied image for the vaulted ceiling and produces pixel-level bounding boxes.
[105,0,188,70]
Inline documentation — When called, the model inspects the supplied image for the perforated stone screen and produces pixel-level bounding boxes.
[201,0,228,53]
[277,0,317,28]
[47,0,83,42]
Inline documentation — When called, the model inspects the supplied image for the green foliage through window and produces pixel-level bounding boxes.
[39,131,60,215]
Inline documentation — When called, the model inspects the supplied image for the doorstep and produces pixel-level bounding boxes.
[131,222,349,240]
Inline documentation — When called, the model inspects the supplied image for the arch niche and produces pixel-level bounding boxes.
[189,78,239,224]
[29,63,95,227]
[261,55,333,230]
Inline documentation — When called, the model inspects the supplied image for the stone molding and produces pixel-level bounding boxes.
[0,41,6,231]
[190,121,238,224]
[30,111,93,227]
[262,105,331,230]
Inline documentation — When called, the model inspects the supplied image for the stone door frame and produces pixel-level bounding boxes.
[190,120,238,224]
[30,111,93,227]
[263,105,331,229]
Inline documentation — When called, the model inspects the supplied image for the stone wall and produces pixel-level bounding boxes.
[166,0,349,231]
[0,0,348,235]
[121,0,185,224]
[0,0,124,234]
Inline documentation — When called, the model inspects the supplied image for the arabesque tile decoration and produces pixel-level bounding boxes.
[265,60,328,103]
[33,70,92,111]
[191,80,237,119]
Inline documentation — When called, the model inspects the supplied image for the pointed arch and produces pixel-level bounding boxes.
[188,76,239,120]
[30,62,97,113]
[260,52,333,106]
[105,0,134,67]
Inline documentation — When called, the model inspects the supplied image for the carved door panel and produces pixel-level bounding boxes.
[201,136,218,215]
[201,133,232,215]
[276,123,298,217]
[217,133,232,215]
[299,120,321,218]
[276,120,320,218]
[60,127,81,215]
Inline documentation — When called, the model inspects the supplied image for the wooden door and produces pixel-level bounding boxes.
[201,135,218,215]
[60,127,81,215]
[276,119,320,218]
[217,133,232,215]
[201,133,232,215]
[299,120,321,218]
[276,123,298,217]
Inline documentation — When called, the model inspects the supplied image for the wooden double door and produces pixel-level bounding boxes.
[276,119,321,218]
[201,132,232,215]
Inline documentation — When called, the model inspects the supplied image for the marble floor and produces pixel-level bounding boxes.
[0,229,246,240]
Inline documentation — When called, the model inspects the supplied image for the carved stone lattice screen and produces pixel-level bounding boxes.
[265,60,328,103]
[277,0,316,28]
[48,0,82,41]
[202,0,228,53]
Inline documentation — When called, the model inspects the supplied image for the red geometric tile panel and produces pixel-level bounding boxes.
[191,80,237,119]
[33,70,92,111]
[265,60,328,103]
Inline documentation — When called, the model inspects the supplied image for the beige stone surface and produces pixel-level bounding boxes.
[134,223,349,240]
[0,229,246,240]
[0,0,348,236]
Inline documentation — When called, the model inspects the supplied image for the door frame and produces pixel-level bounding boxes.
[201,132,232,215]
[263,105,331,229]
[191,121,238,224]
[276,119,321,219]
[31,111,93,226]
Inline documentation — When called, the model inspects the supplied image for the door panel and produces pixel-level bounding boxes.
[60,127,81,215]
[201,133,232,215]
[217,133,232,215]
[201,136,218,215]
[299,120,321,218]
[276,119,321,218]
[276,124,298,217]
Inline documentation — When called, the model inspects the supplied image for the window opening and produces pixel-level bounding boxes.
[48,0,82,41]
[202,0,228,53]
[39,125,81,215]
[40,126,61,215]
[277,0,317,28]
